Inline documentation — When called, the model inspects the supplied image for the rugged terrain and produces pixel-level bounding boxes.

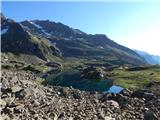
[20,19,147,66]
[1,14,61,62]
[1,70,160,120]
[1,13,160,120]
[1,13,146,67]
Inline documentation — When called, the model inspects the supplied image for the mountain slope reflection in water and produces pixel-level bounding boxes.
[45,70,122,92]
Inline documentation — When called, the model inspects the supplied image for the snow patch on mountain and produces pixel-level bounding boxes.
[27,21,52,37]
[98,46,104,49]
[1,28,8,35]
[41,30,51,36]
[63,38,71,40]
[29,21,42,29]
[72,28,84,34]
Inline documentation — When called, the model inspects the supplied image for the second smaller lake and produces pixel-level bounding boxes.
[107,85,124,93]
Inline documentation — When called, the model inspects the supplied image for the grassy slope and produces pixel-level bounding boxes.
[1,52,62,74]
[2,52,159,91]
[108,65,160,90]
[60,57,160,91]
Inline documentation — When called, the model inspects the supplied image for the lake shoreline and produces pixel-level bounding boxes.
[44,70,116,92]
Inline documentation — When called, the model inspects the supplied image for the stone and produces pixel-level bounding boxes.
[48,113,58,120]
[1,88,12,94]
[33,114,39,119]
[15,89,25,98]
[4,97,15,105]
[81,67,106,80]
[14,104,25,113]
[11,85,23,93]
[69,117,74,120]
[131,90,145,98]
[0,114,11,120]
[0,99,7,108]
[143,92,155,100]
[144,110,157,120]
[105,116,115,120]
[73,92,81,99]
[22,88,32,98]
[33,100,40,107]
[107,100,119,108]
[120,89,132,97]
[2,107,12,114]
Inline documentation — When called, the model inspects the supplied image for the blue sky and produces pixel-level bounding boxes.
[1,1,160,55]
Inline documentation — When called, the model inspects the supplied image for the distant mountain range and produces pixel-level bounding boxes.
[1,13,147,66]
[134,50,160,65]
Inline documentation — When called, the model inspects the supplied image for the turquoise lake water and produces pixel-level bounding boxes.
[45,70,123,93]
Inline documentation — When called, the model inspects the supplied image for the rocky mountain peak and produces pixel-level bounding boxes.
[1,13,6,21]
[21,19,86,38]
[1,14,61,61]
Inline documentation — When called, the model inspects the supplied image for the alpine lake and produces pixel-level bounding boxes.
[45,70,123,93]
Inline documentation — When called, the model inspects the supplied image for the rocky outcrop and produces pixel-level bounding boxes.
[1,70,160,120]
[81,67,107,80]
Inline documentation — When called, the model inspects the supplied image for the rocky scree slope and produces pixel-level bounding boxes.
[1,70,160,120]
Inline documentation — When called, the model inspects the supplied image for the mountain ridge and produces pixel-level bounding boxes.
[20,19,147,66]
[1,13,147,66]
[1,14,62,61]
[134,50,160,65]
